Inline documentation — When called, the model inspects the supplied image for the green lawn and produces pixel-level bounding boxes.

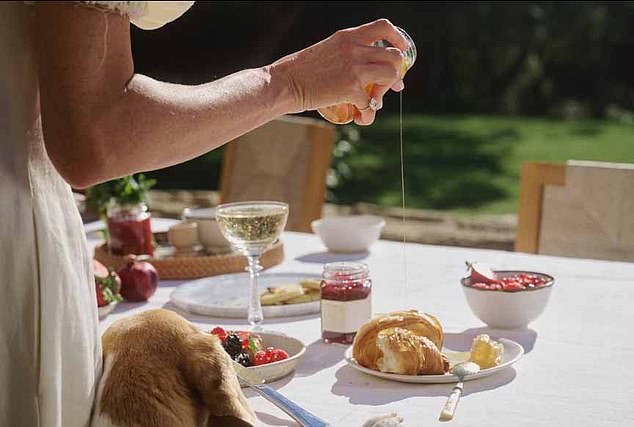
[331,115,634,215]
[147,115,633,215]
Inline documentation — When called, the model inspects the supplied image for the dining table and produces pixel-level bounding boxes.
[87,218,634,427]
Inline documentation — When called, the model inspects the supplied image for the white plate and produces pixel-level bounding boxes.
[170,272,321,318]
[344,333,523,384]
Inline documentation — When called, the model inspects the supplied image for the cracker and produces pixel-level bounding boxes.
[300,279,321,291]
[260,284,304,306]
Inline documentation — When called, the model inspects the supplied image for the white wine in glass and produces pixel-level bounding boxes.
[215,201,289,327]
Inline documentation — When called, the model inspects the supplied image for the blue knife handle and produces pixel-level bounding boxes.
[250,383,331,427]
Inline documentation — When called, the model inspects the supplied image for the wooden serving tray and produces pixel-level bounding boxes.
[94,239,284,280]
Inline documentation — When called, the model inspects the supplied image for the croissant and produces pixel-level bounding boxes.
[352,310,448,375]
[375,328,449,375]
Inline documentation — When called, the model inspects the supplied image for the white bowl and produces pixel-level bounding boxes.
[97,302,117,320]
[181,207,231,253]
[239,331,306,384]
[461,271,554,329]
[168,221,200,248]
[311,215,385,253]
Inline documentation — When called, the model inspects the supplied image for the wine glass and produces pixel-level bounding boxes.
[215,201,289,328]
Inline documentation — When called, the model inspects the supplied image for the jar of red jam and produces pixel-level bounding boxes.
[320,262,372,344]
[106,201,153,256]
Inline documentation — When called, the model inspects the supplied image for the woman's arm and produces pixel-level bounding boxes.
[35,3,406,188]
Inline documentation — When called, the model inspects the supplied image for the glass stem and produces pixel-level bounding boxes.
[247,255,264,328]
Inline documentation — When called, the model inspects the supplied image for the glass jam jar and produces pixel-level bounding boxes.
[106,201,153,256]
[320,262,372,344]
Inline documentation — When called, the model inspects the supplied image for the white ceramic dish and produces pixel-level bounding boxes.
[234,331,306,384]
[97,302,117,320]
[344,333,523,384]
[461,271,554,329]
[170,272,321,318]
[181,207,231,253]
[311,215,385,253]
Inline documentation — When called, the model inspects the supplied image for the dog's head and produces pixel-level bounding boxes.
[93,309,256,427]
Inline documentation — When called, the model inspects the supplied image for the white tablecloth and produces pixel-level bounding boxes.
[88,219,634,427]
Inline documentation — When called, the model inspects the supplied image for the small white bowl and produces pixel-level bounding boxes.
[461,271,554,329]
[244,331,306,384]
[311,215,386,253]
[182,207,231,254]
[97,302,117,320]
[168,221,200,249]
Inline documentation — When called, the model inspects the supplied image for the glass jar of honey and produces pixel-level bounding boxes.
[318,27,417,125]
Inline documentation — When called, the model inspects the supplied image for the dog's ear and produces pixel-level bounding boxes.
[183,333,257,427]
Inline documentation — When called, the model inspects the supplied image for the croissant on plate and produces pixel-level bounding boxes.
[376,327,449,375]
[352,310,449,375]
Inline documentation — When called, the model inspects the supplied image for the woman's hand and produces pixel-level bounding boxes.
[269,19,410,125]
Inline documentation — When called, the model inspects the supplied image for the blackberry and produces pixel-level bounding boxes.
[223,334,243,358]
[235,352,252,367]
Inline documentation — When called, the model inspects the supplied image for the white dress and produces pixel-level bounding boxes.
[0,2,192,426]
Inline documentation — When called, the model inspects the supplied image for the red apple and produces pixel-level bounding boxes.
[117,256,159,302]
[467,261,498,284]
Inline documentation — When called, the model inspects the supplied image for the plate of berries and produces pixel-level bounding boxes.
[209,327,306,384]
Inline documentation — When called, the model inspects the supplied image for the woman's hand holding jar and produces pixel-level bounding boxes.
[270,19,411,126]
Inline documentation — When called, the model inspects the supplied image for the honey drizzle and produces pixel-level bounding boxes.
[399,91,408,292]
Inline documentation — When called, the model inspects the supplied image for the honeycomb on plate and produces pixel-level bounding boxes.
[469,334,503,369]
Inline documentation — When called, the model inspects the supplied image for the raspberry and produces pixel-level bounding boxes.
[210,327,227,342]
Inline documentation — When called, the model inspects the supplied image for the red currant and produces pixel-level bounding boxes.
[271,349,289,362]
[254,351,268,366]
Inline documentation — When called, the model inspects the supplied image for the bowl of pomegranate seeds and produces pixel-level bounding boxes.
[461,262,554,329]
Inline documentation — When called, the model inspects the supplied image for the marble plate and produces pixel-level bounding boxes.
[170,272,321,318]
[345,333,523,384]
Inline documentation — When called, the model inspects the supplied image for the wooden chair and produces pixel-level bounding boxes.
[219,115,335,232]
[516,160,634,262]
